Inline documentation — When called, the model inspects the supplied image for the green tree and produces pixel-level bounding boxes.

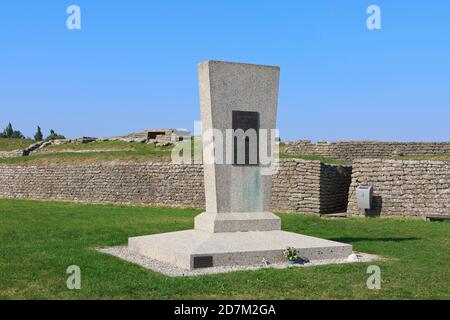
[11,130,25,139]
[1,123,24,139]
[46,129,66,141]
[3,123,13,138]
[34,126,43,141]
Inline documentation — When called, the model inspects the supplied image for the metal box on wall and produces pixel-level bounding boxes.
[356,185,373,209]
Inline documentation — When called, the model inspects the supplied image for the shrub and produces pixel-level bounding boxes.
[1,123,24,139]
[46,129,66,141]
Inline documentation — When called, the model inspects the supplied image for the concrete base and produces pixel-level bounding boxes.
[128,230,353,270]
[194,212,281,233]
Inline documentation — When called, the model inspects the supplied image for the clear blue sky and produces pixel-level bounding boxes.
[1,0,449,141]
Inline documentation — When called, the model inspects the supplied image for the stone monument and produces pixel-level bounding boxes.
[194,60,281,233]
[128,61,352,270]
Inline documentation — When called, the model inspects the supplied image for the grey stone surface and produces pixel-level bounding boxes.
[194,212,281,233]
[197,60,281,231]
[99,246,379,277]
[128,229,353,270]
[198,61,280,215]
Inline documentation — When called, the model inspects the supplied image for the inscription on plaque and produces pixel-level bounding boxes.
[232,111,260,165]
[193,256,213,268]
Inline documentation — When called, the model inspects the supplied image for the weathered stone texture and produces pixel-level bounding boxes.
[0,163,205,207]
[0,159,351,214]
[284,140,450,162]
[0,150,24,158]
[347,159,450,216]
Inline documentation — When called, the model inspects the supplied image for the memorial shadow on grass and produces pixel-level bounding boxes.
[0,199,449,300]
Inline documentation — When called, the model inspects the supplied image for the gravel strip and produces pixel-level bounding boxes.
[97,246,381,277]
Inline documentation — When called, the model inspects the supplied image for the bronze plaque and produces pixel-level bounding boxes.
[193,256,213,269]
[232,111,259,165]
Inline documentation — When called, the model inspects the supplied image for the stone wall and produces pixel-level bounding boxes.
[283,140,450,162]
[271,161,351,213]
[0,159,351,214]
[0,150,24,158]
[347,159,450,217]
[0,162,205,208]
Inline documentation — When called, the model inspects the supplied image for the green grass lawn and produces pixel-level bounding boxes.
[0,140,199,165]
[0,141,175,165]
[391,153,450,162]
[0,138,34,151]
[0,150,173,165]
[42,140,170,152]
[0,199,448,300]
[278,153,350,166]
[2,138,448,166]
[0,139,350,166]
